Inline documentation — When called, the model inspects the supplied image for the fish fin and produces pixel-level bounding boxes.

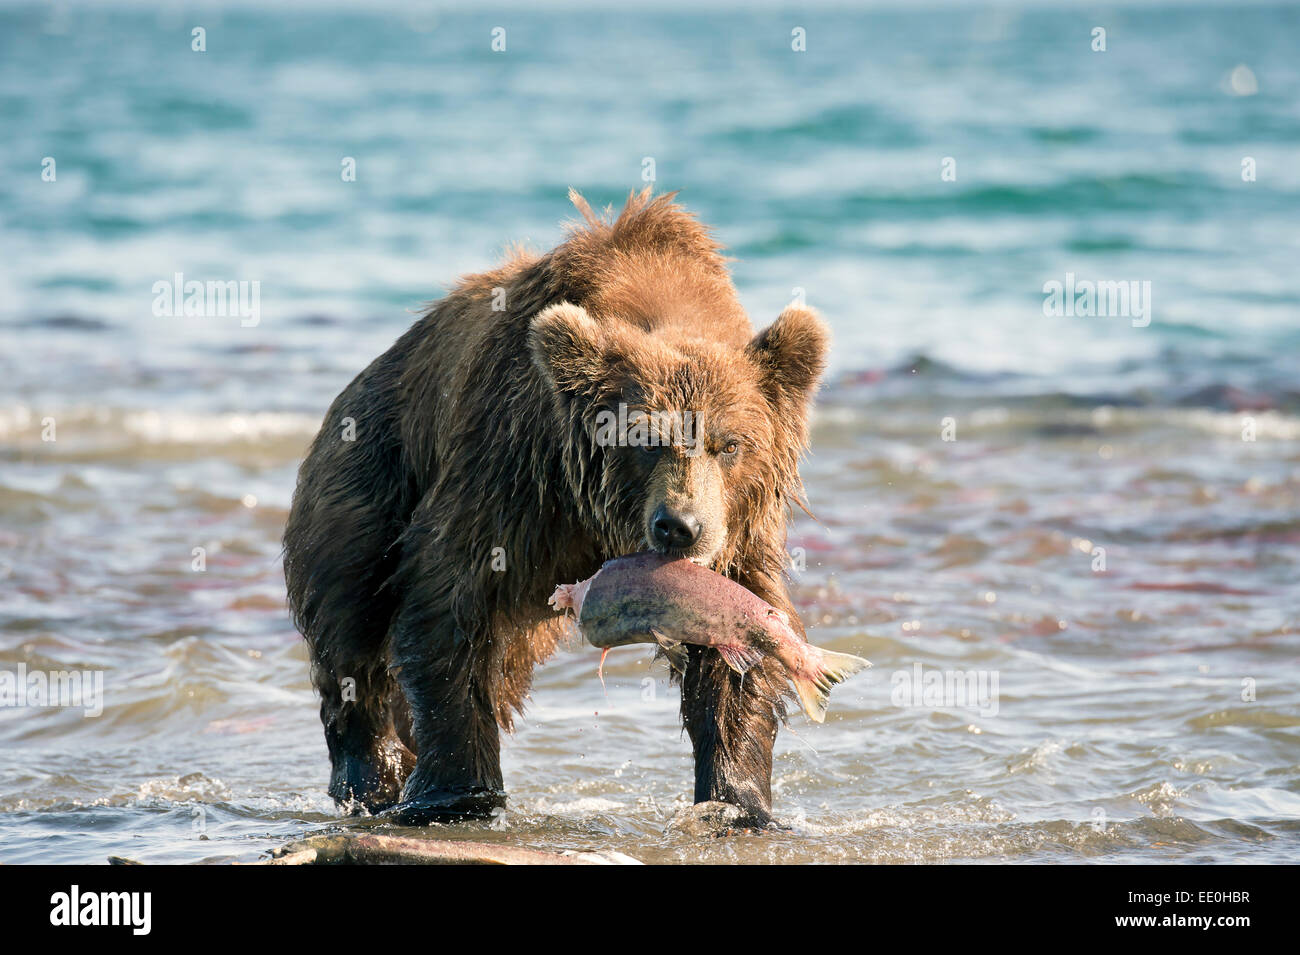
[597,648,610,692]
[793,647,872,723]
[715,642,764,675]
[650,629,688,674]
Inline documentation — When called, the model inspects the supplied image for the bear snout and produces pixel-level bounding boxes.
[650,504,703,552]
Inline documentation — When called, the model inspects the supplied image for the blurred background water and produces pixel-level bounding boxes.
[1,0,1297,863]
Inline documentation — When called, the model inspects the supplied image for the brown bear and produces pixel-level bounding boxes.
[283,188,829,827]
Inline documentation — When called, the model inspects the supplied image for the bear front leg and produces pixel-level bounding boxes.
[387,609,505,824]
[679,644,785,828]
[316,662,415,813]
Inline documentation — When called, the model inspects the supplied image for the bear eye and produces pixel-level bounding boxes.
[720,439,741,457]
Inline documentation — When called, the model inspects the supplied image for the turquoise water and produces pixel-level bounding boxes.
[1,1,1298,863]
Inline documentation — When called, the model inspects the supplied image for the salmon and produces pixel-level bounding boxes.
[549,552,870,722]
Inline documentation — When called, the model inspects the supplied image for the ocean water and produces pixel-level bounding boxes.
[1,0,1298,864]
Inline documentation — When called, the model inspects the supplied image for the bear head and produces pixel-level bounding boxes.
[530,298,828,574]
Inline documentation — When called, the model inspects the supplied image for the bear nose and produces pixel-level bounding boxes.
[652,506,702,551]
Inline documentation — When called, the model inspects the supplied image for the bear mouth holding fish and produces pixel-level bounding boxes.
[555,403,870,724]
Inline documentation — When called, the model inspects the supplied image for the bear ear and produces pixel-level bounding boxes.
[529,302,609,395]
[746,303,830,412]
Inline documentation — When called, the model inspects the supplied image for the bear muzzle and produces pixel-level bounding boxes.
[650,504,703,552]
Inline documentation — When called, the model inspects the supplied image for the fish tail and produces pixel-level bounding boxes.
[792,647,872,723]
